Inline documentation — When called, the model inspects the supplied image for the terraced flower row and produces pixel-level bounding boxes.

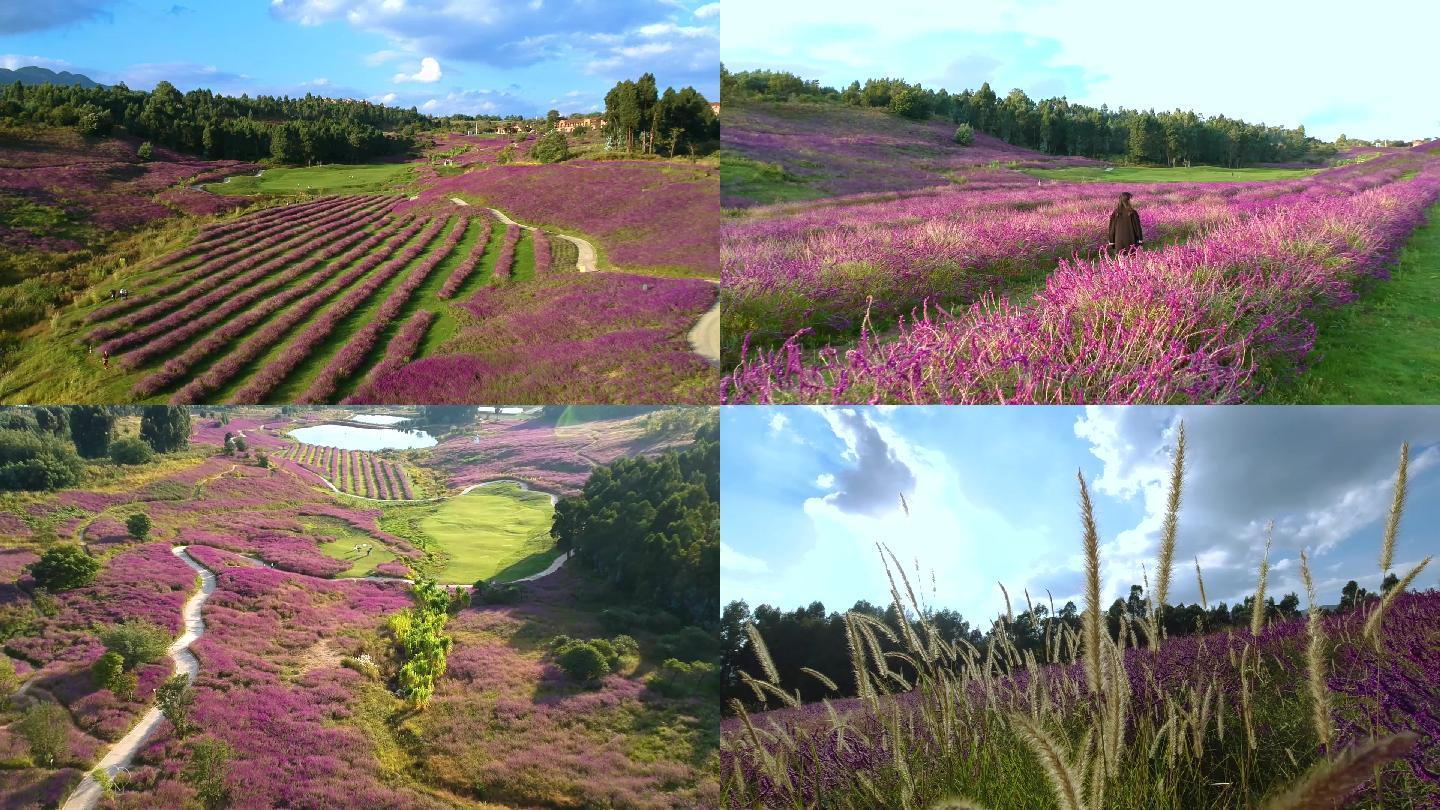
[71,191,534,403]
[284,442,416,500]
[724,149,1440,403]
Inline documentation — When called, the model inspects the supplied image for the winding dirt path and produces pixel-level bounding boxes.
[450,198,717,360]
[688,281,720,363]
[62,547,216,810]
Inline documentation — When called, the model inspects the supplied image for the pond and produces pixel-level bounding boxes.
[288,423,436,451]
[351,414,412,425]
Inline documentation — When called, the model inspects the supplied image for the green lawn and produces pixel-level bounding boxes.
[419,482,558,584]
[1021,165,1319,183]
[307,516,401,576]
[1262,202,1440,403]
[208,163,415,196]
[719,151,825,206]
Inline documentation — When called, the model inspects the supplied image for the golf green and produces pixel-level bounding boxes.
[421,482,559,584]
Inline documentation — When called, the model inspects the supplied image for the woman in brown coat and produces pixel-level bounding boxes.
[1107,192,1143,253]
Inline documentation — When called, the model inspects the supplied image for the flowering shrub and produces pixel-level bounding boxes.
[725,150,1440,403]
[350,273,716,403]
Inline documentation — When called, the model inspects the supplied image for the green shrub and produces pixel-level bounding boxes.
[557,641,609,683]
[0,429,84,491]
[655,626,717,662]
[531,130,570,163]
[472,579,523,604]
[953,123,975,146]
[99,619,169,669]
[28,545,99,591]
[126,512,152,539]
[137,141,154,161]
[109,437,153,465]
[91,650,127,692]
[156,674,196,738]
[16,701,69,766]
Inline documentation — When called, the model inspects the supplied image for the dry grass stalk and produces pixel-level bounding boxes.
[1259,732,1418,810]
[745,622,781,684]
[1251,523,1273,636]
[1363,555,1433,649]
[1011,713,1088,810]
[1194,556,1209,611]
[1379,442,1408,576]
[1152,422,1186,649]
[1078,470,1104,693]
[1299,549,1332,750]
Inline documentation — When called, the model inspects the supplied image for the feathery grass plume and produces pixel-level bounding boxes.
[1379,442,1408,576]
[1259,732,1418,810]
[843,613,876,705]
[1152,422,1186,648]
[745,622,781,684]
[1078,469,1103,693]
[1251,523,1273,636]
[800,667,839,693]
[1299,549,1332,750]
[1362,555,1432,649]
[999,581,1015,626]
[930,800,995,810]
[1011,713,1088,810]
[1194,555,1209,611]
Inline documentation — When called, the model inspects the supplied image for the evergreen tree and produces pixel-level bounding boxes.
[139,405,190,453]
[69,406,114,459]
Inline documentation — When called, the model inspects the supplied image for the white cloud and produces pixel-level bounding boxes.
[421,98,439,110]
[364,49,404,66]
[311,77,330,86]
[393,56,441,83]
[693,2,720,19]
[816,473,835,489]
[767,412,788,436]
[371,91,398,104]
[722,542,771,575]
[1,54,76,71]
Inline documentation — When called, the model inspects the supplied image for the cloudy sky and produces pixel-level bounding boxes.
[1,0,718,116]
[721,0,1438,141]
[722,407,1440,624]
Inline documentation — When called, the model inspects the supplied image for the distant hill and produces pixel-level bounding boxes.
[0,66,102,88]
[721,100,1099,206]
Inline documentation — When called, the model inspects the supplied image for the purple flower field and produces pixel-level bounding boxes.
[398,159,720,277]
[0,406,717,809]
[724,144,1440,403]
[349,272,717,404]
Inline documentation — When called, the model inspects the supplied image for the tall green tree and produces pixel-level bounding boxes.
[69,406,114,459]
[140,405,190,453]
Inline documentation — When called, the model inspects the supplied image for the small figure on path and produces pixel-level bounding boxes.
[108,289,116,300]
[1107,191,1143,254]
[102,350,110,368]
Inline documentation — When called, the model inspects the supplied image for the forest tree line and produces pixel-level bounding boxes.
[603,73,719,157]
[721,573,1404,714]
[0,405,191,492]
[551,419,719,628]
[721,65,1328,166]
[0,79,428,164]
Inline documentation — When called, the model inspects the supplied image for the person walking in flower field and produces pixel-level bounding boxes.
[1107,191,1144,253]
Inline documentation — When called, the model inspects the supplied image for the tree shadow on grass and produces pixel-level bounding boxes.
[487,548,562,584]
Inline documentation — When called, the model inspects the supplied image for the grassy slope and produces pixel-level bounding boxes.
[208,163,415,195]
[1263,202,1440,403]
[418,482,558,584]
[308,515,401,576]
[1022,165,1319,183]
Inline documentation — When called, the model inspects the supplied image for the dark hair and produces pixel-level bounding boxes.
[1112,191,1134,216]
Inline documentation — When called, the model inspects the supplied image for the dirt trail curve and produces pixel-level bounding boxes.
[471,202,598,273]
[62,547,216,810]
[453,198,718,360]
[688,281,720,364]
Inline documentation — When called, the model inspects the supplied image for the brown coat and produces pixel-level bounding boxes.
[1108,208,1143,250]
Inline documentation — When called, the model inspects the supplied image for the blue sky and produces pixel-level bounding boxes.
[0,0,719,116]
[722,407,1440,624]
[721,0,1438,142]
